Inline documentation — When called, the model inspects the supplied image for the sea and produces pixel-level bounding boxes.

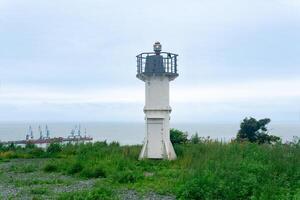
[0,122,299,145]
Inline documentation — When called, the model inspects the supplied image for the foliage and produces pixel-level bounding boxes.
[112,170,142,183]
[43,163,58,172]
[236,117,281,144]
[0,129,299,199]
[25,143,36,149]
[67,162,83,175]
[58,186,117,200]
[176,142,300,199]
[47,143,62,154]
[80,166,106,178]
[190,133,200,144]
[30,187,48,195]
[170,128,188,145]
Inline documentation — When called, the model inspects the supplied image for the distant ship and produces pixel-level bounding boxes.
[0,124,93,148]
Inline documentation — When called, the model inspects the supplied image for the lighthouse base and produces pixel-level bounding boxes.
[139,117,176,160]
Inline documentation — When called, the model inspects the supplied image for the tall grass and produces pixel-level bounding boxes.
[1,140,299,199]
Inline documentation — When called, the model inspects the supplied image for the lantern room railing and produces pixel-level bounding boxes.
[136,52,178,80]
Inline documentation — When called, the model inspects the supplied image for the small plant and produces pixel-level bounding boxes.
[25,143,36,149]
[30,187,48,195]
[58,186,117,200]
[21,164,36,173]
[43,163,58,172]
[113,170,142,183]
[0,151,16,159]
[67,162,83,174]
[47,143,62,154]
[27,147,45,158]
[80,166,106,178]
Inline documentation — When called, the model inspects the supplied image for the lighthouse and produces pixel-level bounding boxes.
[136,42,178,160]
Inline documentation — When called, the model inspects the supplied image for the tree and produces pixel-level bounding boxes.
[170,128,188,145]
[236,117,280,144]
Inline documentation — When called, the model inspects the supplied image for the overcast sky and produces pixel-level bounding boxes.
[0,0,300,122]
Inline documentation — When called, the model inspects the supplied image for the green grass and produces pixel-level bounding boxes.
[1,141,300,199]
[30,187,49,195]
[8,163,38,173]
[57,185,117,200]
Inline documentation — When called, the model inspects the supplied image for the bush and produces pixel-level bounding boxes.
[113,170,142,183]
[27,147,45,157]
[0,151,18,159]
[47,143,62,154]
[7,143,16,151]
[170,129,188,145]
[43,163,58,172]
[80,166,106,178]
[177,175,215,200]
[25,143,36,149]
[67,162,83,174]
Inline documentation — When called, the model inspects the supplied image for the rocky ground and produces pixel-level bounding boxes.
[0,159,175,200]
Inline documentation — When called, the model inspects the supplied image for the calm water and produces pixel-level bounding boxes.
[0,122,299,144]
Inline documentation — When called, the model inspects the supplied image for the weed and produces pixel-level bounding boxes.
[67,162,83,175]
[30,187,48,195]
[80,166,106,178]
[43,163,58,172]
[1,140,299,199]
[58,186,117,200]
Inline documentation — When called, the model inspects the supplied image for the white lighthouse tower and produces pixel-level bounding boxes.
[136,42,178,160]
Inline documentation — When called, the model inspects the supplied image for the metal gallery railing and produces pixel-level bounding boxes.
[136,52,178,75]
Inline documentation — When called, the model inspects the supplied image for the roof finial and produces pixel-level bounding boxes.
[153,41,162,54]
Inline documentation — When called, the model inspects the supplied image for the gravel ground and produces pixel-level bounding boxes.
[119,190,175,200]
[0,159,176,200]
[0,159,97,199]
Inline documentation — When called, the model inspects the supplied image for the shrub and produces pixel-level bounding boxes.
[0,151,17,159]
[27,147,45,157]
[177,175,213,200]
[67,162,83,174]
[80,166,106,178]
[170,129,188,145]
[47,143,62,154]
[43,163,58,172]
[7,143,16,151]
[113,170,142,183]
[25,143,36,149]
